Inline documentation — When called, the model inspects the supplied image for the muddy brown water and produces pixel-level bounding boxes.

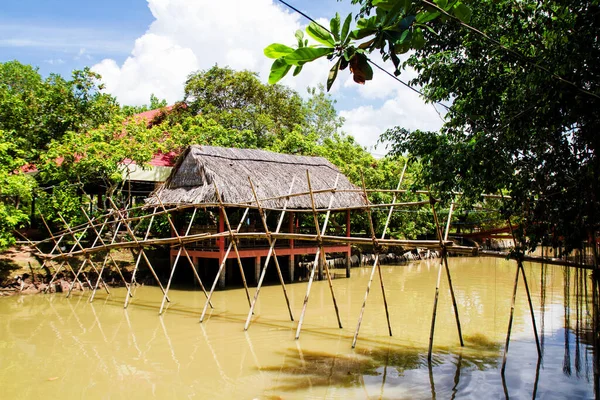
[0,257,596,399]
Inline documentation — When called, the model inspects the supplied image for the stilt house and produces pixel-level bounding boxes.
[147,145,367,288]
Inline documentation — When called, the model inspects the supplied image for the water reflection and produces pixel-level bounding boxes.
[0,258,598,399]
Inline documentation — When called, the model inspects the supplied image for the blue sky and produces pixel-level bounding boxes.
[1,0,442,153]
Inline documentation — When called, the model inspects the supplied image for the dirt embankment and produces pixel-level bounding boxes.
[0,246,152,297]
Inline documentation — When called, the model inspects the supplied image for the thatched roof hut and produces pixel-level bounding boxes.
[146,145,367,209]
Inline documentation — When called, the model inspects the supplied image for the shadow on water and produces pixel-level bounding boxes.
[259,335,501,393]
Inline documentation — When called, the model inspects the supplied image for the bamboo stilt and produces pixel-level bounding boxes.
[520,260,541,357]
[159,208,200,315]
[80,207,132,302]
[57,213,110,297]
[244,177,296,330]
[39,215,90,291]
[428,198,463,361]
[295,173,342,339]
[200,207,250,323]
[214,183,252,307]
[13,229,65,293]
[107,198,171,304]
[124,207,157,308]
[353,162,407,348]
[153,193,213,314]
[502,263,520,375]
[308,172,342,328]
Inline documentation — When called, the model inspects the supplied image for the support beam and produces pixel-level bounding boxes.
[353,162,407,348]
[295,173,342,340]
[244,177,296,330]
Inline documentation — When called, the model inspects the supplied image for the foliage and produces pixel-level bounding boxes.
[0,131,36,250]
[265,1,472,90]
[381,0,600,251]
[0,61,120,162]
[184,66,305,147]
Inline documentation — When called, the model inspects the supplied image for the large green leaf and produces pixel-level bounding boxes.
[283,47,334,66]
[341,13,352,43]
[306,22,335,47]
[264,44,295,59]
[330,13,341,42]
[327,58,341,92]
[268,58,292,84]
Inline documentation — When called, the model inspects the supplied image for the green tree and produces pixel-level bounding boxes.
[183,65,305,147]
[0,130,36,250]
[0,61,120,162]
[381,0,600,251]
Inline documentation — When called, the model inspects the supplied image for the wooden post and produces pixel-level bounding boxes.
[352,163,406,348]
[295,172,342,340]
[346,210,351,278]
[219,257,227,289]
[244,177,296,330]
[289,255,295,283]
[318,255,324,281]
[255,256,261,284]
[200,207,250,322]
[502,264,520,375]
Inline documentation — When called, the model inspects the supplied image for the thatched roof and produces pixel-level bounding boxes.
[146,145,367,209]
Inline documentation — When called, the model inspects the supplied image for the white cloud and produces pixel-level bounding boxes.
[92,0,335,105]
[90,0,444,152]
[340,82,445,153]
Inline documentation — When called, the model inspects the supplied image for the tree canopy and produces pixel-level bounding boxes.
[268,0,600,253]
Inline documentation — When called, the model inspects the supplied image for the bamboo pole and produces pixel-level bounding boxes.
[154,194,213,315]
[438,202,464,346]
[502,263,520,375]
[310,172,343,327]
[244,177,296,330]
[13,229,66,293]
[214,183,252,307]
[500,214,541,370]
[124,207,156,308]
[107,197,171,304]
[57,213,111,298]
[428,199,463,361]
[40,230,461,261]
[353,162,407,348]
[158,208,202,315]
[39,214,90,291]
[295,173,342,339]
[200,207,250,323]
[80,207,132,302]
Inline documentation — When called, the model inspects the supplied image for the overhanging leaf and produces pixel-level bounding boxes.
[330,13,341,41]
[264,43,295,59]
[268,58,292,84]
[283,47,334,66]
[306,22,335,47]
[341,13,352,43]
[327,58,341,91]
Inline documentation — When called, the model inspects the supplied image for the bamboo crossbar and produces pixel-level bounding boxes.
[39,229,466,261]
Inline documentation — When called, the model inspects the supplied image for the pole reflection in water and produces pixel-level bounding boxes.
[0,257,598,399]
